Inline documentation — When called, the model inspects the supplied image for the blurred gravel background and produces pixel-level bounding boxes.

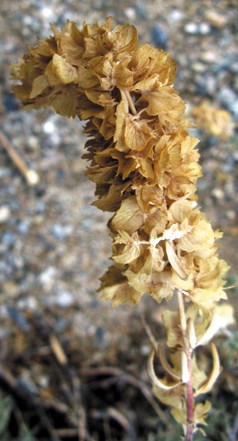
[1,0,238,312]
[0,1,238,438]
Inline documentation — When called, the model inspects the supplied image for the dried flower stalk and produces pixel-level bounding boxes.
[12,18,235,438]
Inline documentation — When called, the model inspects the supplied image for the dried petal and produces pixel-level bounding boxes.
[111,197,145,234]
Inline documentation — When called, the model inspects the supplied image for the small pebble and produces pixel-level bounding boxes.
[184,22,211,35]
[34,201,46,215]
[0,168,11,178]
[199,23,212,35]
[207,137,218,147]
[2,232,16,248]
[56,289,75,307]
[39,267,58,289]
[49,132,61,147]
[230,101,238,117]
[3,93,20,112]
[28,136,40,151]
[37,375,49,389]
[50,224,73,240]
[205,10,228,29]
[140,344,150,356]
[168,9,184,23]
[211,188,224,200]
[192,63,207,73]
[135,3,147,19]
[40,7,54,20]
[7,307,30,332]
[233,152,238,162]
[218,87,238,112]
[221,163,234,173]
[17,219,30,235]
[0,206,10,223]
[23,15,34,27]
[184,22,198,34]
[199,51,218,64]
[230,62,238,74]
[226,210,236,220]
[125,7,136,20]
[2,281,19,296]
[18,297,38,310]
[18,371,38,394]
[151,25,168,50]
[43,120,55,134]
[95,326,105,343]
[196,74,217,96]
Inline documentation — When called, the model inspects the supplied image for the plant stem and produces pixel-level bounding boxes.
[123,90,137,115]
[177,290,194,441]
[0,130,39,185]
[186,424,194,441]
[185,348,194,441]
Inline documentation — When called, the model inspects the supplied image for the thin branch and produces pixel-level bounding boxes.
[80,366,168,425]
[0,366,61,441]
[140,310,159,353]
[0,130,39,185]
[177,290,194,441]
[124,90,137,115]
[120,89,137,115]
[91,407,136,441]
[50,334,68,366]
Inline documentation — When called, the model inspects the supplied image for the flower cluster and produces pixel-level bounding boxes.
[12,18,233,437]
[11,18,228,308]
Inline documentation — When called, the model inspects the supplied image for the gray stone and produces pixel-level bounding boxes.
[184,22,211,35]
[196,74,217,96]
[17,220,30,235]
[218,87,238,113]
[168,9,184,23]
[2,232,16,248]
[50,224,73,240]
[151,25,168,50]
[56,289,75,307]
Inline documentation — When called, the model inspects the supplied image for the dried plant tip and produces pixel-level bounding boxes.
[11,17,233,437]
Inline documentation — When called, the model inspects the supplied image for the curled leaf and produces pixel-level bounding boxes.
[148,350,182,390]
[158,347,181,380]
[165,241,188,279]
[195,343,221,396]
[197,304,235,346]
